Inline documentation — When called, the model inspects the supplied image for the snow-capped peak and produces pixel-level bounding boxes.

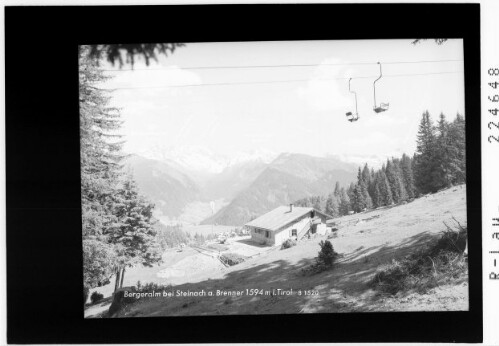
[227,149,278,166]
[143,145,278,173]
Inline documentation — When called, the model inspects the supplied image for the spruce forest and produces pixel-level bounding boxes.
[294,111,466,216]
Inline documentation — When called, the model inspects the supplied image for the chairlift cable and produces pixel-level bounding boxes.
[101,59,463,72]
[100,70,463,90]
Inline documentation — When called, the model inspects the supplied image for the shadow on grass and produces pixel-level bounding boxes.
[110,231,449,317]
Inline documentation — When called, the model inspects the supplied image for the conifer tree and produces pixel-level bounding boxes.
[361,182,373,209]
[377,168,394,206]
[414,111,438,193]
[80,46,125,292]
[411,153,420,197]
[362,164,371,186]
[350,184,366,213]
[80,46,164,293]
[400,153,416,199]
[339,188,351,215]
[80,46,124,239]
[371,179,383,208]
[447,113,466,185]
[347,182,356,203]
[325,194,339,217]
[356,165,373,209]
[385,159,406,203]
[392,158,408,202]
[367,167,377,205]
[334,182,341,197]
[357,167,363,185]
[433,113,453,190]
[107,176,162,289]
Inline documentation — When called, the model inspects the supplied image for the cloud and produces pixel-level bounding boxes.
[296,58,356,112]
[339,132,403,158]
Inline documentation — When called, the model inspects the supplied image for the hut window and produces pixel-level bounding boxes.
[266,231,270,238]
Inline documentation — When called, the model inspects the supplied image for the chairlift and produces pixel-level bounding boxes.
[373,62,389,113]
[346,78,359,122]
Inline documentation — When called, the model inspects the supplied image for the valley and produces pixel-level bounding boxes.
[127,151,358,228]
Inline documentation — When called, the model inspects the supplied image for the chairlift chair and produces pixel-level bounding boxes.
[346,78,359,122]
[373,62,389,113]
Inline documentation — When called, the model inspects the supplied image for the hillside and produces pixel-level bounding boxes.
[104,185,467,317]
[201,153,357,226]
[125,155,200,218]
[200,159,268,201]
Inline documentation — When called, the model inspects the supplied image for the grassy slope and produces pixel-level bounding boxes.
[114,185,468,317]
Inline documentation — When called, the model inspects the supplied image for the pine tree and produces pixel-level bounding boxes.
[362,164,371,186]
[334,182,341,197]
[80,46,166,293]
[80,46,126,291]
[80,46,124,239]
[325,194,339,217]
[371,179,383,208]
[377,168,394,206]
[392,158,408,202]
[347,182,356,203]
[367,167,377,206]
[433,113,453,190]
[414,111,438,193]
[361,182,373,209]
[312,196,324,212]
[356,164,373,210]
[357,167,363,185]
[350,184,366,213]
[400,154,416,199]
[339,188,351,215]
[411,153,420,197]
[447,113,466,185]
[108,176,162,289]
[385,159,407,203]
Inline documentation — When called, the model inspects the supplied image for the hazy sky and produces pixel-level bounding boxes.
[98,39,464,167]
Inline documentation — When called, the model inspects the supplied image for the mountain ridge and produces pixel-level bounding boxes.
[200,153,357,226]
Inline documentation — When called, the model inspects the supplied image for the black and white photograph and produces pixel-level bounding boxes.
[6,2,490,343]
[81,39,469,318]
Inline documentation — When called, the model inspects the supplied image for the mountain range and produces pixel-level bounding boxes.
[126,150,358,226]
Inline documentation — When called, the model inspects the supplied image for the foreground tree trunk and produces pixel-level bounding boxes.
[114,267,121,292]
[120,267,125,288]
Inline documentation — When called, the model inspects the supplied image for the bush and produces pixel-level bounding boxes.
[90,291,104,304]
[370,223,468,295]
[220,252,247,266]
[136,282,172,293]
[301,240,339,275]
[281,239,297,249]
[317,240,339,267]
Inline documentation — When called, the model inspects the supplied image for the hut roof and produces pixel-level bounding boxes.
[245,206,312,231]
[245,206,332,232]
